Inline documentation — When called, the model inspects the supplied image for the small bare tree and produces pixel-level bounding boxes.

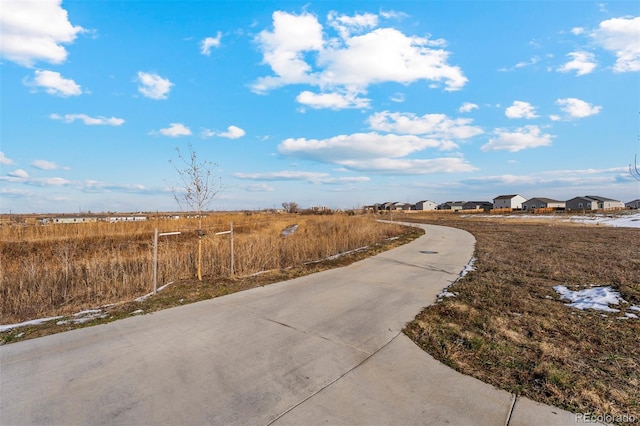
[631,154,640,181]
[169,144,221,281]
[282,202,299,213]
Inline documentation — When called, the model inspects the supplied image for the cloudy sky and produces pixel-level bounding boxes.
[1,1,639,213]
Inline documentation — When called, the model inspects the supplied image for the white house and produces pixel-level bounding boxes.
[414,200,438,211]
[493,194,527,210]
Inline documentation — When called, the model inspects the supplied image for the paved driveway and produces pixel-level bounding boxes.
[0,223,578,425]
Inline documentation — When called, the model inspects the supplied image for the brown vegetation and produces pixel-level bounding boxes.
[400,212,639,422]
[0,212,409,324]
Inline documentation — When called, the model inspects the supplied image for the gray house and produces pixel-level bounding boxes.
[462,201,493,211]
[566,195,625,211]
[522,197,566,211]
[414,200,438,211]
[493,194,527,210]
[437,201,465,211]
[626,199,640,209]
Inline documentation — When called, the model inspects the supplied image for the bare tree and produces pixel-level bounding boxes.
[282,202,299,213]
[631,154,640,181]
[168,144,221,281]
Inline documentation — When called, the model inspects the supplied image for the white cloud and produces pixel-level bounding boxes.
[153,123,192,137]
[234,170,370,185]
[241,183,275,192]
[368,111,483,142]
[201,125,246,139]
[279,132,444,163]
[137,71,173,99]
[200,32,222,55]
[0,0,84,67]
[278,131,475,174]
[50,113,124,126]
[571,27,585,35]
[252,11,324,92]
[556,98,602,118]
[459,102,479,113]
[219,125,246,139]
[296,90,370,110]
[26,70,82,96]
[557,51,597,76]
[0,152,15,165]
[482,126,553,152]
[505,101,538,119]
[327,11,379,39]
[390,92,405,103]
[336,157,476,174]
[252,11,467,108]
[32,159,68,170]
[591,16,640,72]
[8,169,29,179]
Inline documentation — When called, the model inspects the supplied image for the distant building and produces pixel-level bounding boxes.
[626,199,640,209]
[414,200,438,211]
[462,201,493,211]
[522,198,566,211]
[493,194,527,210]
[566,196,624,211]
[437,201,466,211]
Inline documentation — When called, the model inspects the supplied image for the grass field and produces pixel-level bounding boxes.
[0,212,411,326]
[399,212,639,423]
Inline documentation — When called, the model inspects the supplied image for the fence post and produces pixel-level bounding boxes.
[230,221,234,276]
[153,228,158,294]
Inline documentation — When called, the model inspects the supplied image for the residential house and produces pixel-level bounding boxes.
[462,201,493,211]
[414,200,438,211]
[522,197,566,211]
[566,195,624,211]
[392,202,412,211]
[437,201,466,211]
[626,199,640,209]
[493,194,527,210]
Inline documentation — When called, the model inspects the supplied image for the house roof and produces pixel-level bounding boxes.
[525,197,564,203]
[585,195,622,203]
[493,194,524,200]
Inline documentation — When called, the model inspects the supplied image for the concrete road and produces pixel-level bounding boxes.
[1,223,579,425]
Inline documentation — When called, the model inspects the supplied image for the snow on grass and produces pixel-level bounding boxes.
[553,285,625,313]
[460,257,477,277]
[436,257,476,302]
[0,316,64,333]
[461,212,640,228]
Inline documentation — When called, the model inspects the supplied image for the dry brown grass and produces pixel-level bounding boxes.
[401,212,639,422]
[0,212,410,325]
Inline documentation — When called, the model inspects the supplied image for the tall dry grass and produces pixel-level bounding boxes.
[0,212,405,323]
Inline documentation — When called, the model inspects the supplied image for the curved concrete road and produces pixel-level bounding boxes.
[1,224,579,425]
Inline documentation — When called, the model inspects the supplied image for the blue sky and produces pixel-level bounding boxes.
[1,0,639,213]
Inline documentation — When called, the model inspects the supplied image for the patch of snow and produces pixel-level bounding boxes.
[553,285,626,313]
[630,305,640,312]
[280,224,298,237]
[460,257,476,277]
[135,281,174,302]
[625,313,639,319]
[437,291,457,300]
[73,309,102,317]
[460,212,640,228]
[0,316,64,333]
[130,310,144,315]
